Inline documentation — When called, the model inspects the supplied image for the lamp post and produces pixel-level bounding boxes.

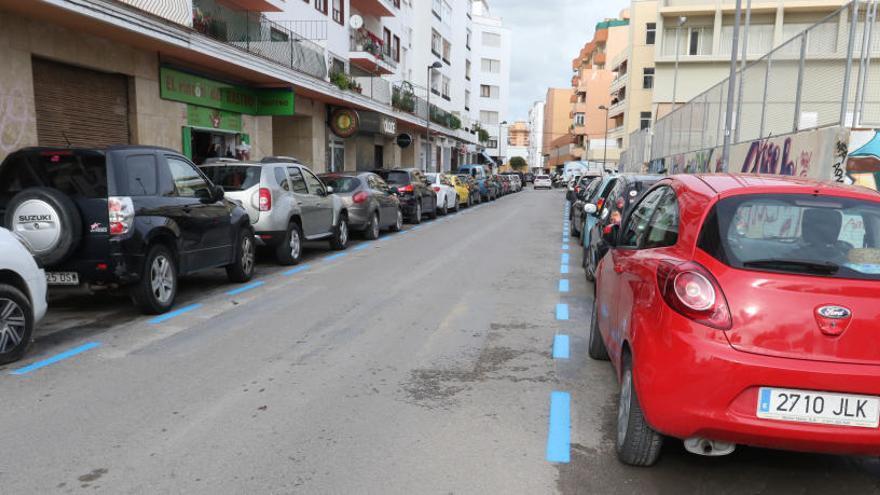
[425,61,443,172]
[599,105,610,170]
[497,120,507,171]
[671,16,687,112]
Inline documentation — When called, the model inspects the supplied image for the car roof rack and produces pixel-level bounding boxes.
[202,157,242,164]
[261,156,301,164]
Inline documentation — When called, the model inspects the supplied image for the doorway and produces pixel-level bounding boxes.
[374,145,384,169]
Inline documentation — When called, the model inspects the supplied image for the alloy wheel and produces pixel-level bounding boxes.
[150,255,174,304]
[289,227,301,260]
[396,210,403,230]
[241,236,255,274]
[617,368,633,448]
[371,214,380,238]
[339,220,348,245]
[0,298,26,355]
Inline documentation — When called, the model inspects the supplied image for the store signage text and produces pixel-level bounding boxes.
[160,67,294,116]
[330,108,360,138]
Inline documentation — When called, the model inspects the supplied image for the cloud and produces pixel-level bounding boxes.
[491,0,626,121]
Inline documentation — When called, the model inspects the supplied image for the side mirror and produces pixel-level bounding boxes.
[212,185,225,202]
[584,203,597,214]
[326,186,335,195]
[602,224,619,247]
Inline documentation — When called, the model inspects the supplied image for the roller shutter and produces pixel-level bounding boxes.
[32,58,130,148]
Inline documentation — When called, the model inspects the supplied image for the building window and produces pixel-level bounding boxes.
[480,110,499,125]
[646,22,656,45]
[487,139,498,149]
[465,59,471,80]
[431,30,442,57]
[643,67,654,89]
[331,0,343,24]
[442,39,451,64]
[466,29,472,50]
[392,35,401,62]
[480,58,500,73]
[574,113,585,126]
[441,76,451,100]
[465,89,471,110]
[383,28,392,59]
[432,0,442,19]
[482,32,501,47]
[430,70,441,95]
[480,84,499,99]
[640,112,652,130]
[315,0,327,15]
[663,26,712,56]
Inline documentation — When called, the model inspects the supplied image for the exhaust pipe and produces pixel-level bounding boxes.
[683,437,736,457]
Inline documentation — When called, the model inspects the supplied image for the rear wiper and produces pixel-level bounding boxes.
[743,259,840,274]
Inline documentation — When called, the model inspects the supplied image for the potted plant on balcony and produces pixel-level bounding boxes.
[330,70,351,91]
[392,82,416,113]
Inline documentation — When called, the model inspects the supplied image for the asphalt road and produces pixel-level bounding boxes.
[1,188,879,494]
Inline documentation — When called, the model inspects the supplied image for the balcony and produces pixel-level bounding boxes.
[609,74,627,93]
[608,99,626,118]
[351,0,396,17]
[350,28,398,75]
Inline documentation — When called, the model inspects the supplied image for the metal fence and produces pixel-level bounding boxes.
[622,0,880,172]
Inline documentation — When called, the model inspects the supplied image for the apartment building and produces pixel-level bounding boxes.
[543,88,577,169]
[506,121,529,166]
[570,15,630,166]
[528,100,545,171]
[470,0,512,165]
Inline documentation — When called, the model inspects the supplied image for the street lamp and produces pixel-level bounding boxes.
[425,61,443,172]
[497,120,507,170]
[599,105,610,170]
[671,16,687,112]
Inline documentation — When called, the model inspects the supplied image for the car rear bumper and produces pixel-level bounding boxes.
[633,312,880,456]
[27,269,48,323]
[346,206,371,230]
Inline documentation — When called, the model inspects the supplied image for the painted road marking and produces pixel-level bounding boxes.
[546,391,571,463]
[559,279,569,292]
[560,264,569,274]
[562,244,569,250]
[553,335,570,359]
[150,304,203,324]
[226,281,265,296]
[283,264,312,276]
[10,342,101,375]
[561,253,570,264]
[324,252,349,261]
[353,244,370,251]
[556,303,569,320]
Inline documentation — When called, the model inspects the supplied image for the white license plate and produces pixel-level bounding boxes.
[46,272,79,286]
[757,387,880,428]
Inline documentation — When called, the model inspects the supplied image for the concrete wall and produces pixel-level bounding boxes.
[273,96,328,170]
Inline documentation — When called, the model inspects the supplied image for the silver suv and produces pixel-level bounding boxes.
[199,158,349,265]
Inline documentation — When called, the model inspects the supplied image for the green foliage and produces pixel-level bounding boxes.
[510,156,528,170]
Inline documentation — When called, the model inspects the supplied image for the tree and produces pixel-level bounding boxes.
[510,156,528,170]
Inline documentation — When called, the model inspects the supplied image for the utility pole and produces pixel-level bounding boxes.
[721,0,743,173]
[734,0,752,143]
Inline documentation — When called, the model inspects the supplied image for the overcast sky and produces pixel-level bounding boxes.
[490,0,628,122]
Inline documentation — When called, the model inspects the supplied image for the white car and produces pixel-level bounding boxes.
[0,227,47,365]
[534,175,552,189]
[425,173,459,215]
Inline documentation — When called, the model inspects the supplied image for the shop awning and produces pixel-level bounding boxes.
[481,151,496,164]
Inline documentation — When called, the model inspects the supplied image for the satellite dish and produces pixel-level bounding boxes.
[350,15,364,29]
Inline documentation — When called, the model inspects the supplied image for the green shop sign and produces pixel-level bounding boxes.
[161,67,294,116]
[187,105,242,131]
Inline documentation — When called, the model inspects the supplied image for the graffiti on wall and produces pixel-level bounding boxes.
[0,83,34,154]
[740,136,812,177]
[846,130,880,190]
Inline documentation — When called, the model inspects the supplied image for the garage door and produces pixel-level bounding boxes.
[32,58,130,148]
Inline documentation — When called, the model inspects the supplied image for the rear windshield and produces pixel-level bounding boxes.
[381,171,411,186]
[536,175,549,180]
[0,150,109,200]
[199,165,261,191]
[699,194,880,280]
[321,176,360,193]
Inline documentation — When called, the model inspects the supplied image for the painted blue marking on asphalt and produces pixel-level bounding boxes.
[10,342,102,375]
[562,244,569,250]
[561,253,570,264]
[226,280,265,296]
[556,303,569,320]
[353,243,370,251]
[560,264,569,274]
[150,304,203,324]
[324,252,349,261]
[553,335,570,359]
[559,279,569,292]
[546,391,571,463]
[283,264,312,276]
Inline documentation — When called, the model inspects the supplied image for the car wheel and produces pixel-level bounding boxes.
[0,284,34,365]
[571,218,581,238]
[364,212,380,240]
[227,227,256,282]
[330,215,349,250]
[428,198,438,219]
[412,203,422,224]
[588,299,609,360]
[132,244,177,314]
[617,355,664,466]
[453,196,460,212]
[391,208,403,232]
[440,198,448,216]
[275,221,303,266]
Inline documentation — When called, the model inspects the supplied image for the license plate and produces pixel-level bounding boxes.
[757,387,880,428]
[46,272,79,286]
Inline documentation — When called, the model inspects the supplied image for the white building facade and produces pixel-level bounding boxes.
[470,0,511,166]
[528,100,545,171]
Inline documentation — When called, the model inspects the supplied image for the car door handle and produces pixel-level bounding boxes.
[182,206,192,214]
[614,264,624,273]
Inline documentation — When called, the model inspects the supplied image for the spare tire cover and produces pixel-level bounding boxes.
[4,187,83,267]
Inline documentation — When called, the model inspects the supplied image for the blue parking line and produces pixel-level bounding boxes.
[150,303,203,324]
[562,244,569,250]
[558,279,569,292]
[10,342,102,375]
[556,303,569,320]
[553,335,570,359]
[561,253,570,264]
[324,252,349,261]
[560,264,569,274]
[353,243,370,251]
[226,280,265,296]
[546,391,571,463]
[283,264,312,276]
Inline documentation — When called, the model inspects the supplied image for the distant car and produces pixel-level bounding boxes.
[569,175,602,237]
[566,175,583,202]
[458,164,495,202]
[0,227,47,365]
[448,174,472,208]
[498,175,511,196]
[457,174,482,204]
[200,160,351,266]
[485,175,502,200]
[319,172,403,239]
[425,172,459,215]
[592,174,880,466]
[373,168,437,224]
[577,175,619,270]
[524,173,535,184]
[1,146,254,315]
[534,175,552,189]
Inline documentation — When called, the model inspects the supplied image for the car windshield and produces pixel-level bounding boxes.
[700,194,880,280]
[200,165,261,191]
[320,176,360,193]
[536,175,549,180]
[382,171,411,186]
[426,175,439,184]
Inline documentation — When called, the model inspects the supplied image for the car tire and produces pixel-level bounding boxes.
[330,214,349,250]
[616,355,664,466]
[453,196,460,212]
[411,203,422,224]
[571,218,581,238]
[364,212,380,240]
[275,221,303,266]
[0,284,34,365]
[428,198,438,219]
[3,187,83,267]
[131,244,178,315]
[440,198,448,216]
[226,226,256,282]
[390,208,403,232]
[588,299,609,360]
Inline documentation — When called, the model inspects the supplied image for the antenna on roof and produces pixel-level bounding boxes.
[61,131,71,148]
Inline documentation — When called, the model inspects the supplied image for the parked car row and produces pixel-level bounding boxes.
[571,172,880,467]
[0,146,522,365]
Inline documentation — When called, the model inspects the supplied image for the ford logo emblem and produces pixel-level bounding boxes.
[817,305,851,319]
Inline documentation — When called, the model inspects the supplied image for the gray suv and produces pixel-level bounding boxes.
[200,158,349,265]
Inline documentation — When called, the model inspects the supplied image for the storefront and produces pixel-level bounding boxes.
[328,108,399,171]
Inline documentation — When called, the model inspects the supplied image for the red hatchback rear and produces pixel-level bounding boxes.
[589,174,880,466]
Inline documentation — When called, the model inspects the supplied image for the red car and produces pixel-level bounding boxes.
[590,174,880,466]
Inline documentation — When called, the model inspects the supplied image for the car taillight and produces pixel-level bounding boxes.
[432,186,441,192]
[398,184,414,193]
[616,197,625,210]
[108,196,134,236]
[259,188,271,211]
[353,191,369,204]
[596,198,605,210]
[657,261,732,330]
[575,186,581,193]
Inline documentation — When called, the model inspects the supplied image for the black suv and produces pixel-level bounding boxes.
[372,168,437,224]
[0,146,255,314]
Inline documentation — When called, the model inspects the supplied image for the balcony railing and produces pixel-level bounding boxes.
[192,0,327,79]
[350,28,398,69]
